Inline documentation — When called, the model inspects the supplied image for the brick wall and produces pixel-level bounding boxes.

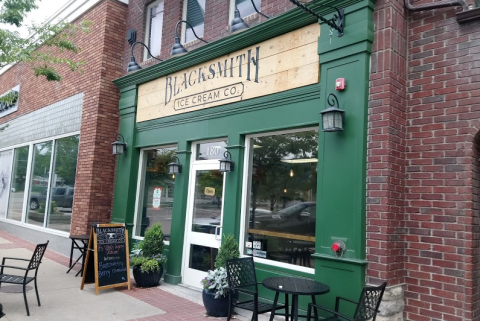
[368,0,480,320]
[124,0,296,71]
[0,0,128,236]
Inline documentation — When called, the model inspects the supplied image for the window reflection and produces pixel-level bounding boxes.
[46,135,79,232]
[7,146,29,221]
[136,147,177,237]
[185,0,206,43]
[245,129,318,268]
[26,142,52,227]
[236,0,261,18]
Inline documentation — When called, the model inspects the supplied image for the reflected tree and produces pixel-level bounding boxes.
[252,131,318,212]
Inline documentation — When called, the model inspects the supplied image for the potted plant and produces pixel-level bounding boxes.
[130,223,167,288]
[201,234,240,317]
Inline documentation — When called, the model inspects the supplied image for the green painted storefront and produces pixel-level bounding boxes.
[113,0,375,313]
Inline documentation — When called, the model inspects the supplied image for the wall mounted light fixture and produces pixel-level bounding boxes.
[219,151,235,173]
[112,134,127,155]
[171,20,209,57]
[320,93,345,132]
[167,156,183,175]
[127,41,163,72]
[230,6,249,33]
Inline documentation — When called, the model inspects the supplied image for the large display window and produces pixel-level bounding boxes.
[242,128,318,271]
[2,134,79,233]
[134,146,177,238]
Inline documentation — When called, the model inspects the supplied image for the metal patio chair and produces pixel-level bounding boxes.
[0,241,49,316]
[226,257,287,321]
[306,281,387,321]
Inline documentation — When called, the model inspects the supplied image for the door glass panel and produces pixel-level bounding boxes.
[192,170,223,234]
[27,142,52,227]
[7,146,29,221]
[188,244,218,272]
[196,141,227,160]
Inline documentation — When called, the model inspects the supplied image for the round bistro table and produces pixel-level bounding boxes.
[262,276,330,321]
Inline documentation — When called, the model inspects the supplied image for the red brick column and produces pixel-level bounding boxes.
[70,0,128,235]
[368,0,480,320]
[367,0,408,287]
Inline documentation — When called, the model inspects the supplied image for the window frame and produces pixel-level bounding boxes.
[240,127,318,274]
[144,0,165,61]
[132,144,178,242]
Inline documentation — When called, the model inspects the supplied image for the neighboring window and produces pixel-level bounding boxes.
[6,146,29,221]
[46,135,79,232]
[184,0,206,43]
[0,149,14,218]
[145,0,164,59]
[244,129,318,269]
[26,141,53,227]
[135,147,177,238]
[235,0,261,18]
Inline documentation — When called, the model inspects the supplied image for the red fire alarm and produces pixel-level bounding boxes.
[331,240,346,257]
[331,242,342,253]
[335,78,346,91]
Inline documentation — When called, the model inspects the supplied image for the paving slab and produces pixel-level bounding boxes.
[0,248,164,321]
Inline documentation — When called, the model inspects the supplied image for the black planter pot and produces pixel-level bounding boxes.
[202,289,230,317]
[132,265,163,288]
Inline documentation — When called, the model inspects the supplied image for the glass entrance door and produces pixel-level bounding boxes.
[182,160,225,287]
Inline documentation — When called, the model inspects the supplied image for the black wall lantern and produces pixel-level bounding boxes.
[219,151,235,173]
[167,156,183,175]
[171,20,209,57]
[320,93,345,132]
[112,134,127,155]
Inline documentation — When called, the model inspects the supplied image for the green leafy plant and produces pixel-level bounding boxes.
[141,223,164,257]
[201,234,240,298]
[201,267,228,298]
[130,223,167,274]
[215,234,240,269]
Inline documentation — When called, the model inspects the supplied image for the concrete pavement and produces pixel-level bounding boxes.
[0,230,281,321]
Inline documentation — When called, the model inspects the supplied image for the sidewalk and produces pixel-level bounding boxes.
[0,230,219,321]
[0,230,282,321]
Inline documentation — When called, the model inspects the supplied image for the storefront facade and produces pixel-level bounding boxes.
[114,0,374,312]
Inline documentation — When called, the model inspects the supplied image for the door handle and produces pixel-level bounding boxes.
[215,225,222,241]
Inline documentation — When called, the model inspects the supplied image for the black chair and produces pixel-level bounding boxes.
[0,241,49,316]
[226,257,287,321]
[307,281,387,321]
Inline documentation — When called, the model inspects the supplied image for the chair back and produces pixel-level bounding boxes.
[28,241,49,270]
[226,257,258,290]
[353,282,387,321]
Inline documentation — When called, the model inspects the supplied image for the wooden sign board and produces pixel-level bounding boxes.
[80,223,131,294]
[137,23,320,122]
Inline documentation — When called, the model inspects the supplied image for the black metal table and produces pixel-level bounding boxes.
[67,234,89,277]
[262,276,330,321]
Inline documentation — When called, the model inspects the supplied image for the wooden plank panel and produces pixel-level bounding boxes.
[137,24,320,122]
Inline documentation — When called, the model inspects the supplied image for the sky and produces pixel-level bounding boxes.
[0,0,103,38]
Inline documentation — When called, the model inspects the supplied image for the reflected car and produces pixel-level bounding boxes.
[252,202,316,236]
[29,186,74,210]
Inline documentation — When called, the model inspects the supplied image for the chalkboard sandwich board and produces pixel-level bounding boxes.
[80,223,131,294]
